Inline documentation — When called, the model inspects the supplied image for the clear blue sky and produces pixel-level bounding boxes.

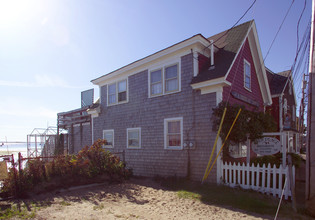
[0,0,311,141]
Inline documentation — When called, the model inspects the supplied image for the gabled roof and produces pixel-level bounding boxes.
[91,34,210,85]
[191,20,272,105]
[191,20,253,83]
[266,68,290,95]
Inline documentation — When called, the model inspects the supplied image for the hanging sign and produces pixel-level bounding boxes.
[252,137,281,155]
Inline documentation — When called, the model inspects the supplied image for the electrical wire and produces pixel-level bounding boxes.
[296,0,307,53]
[264,0,295,62]
[203,0,257,52]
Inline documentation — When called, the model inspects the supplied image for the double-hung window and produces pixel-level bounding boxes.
[164,117,183,150]
[150,63,179,97]
[103,129,114,148]
[127,128,141,149]
[244,59,251,91]
[108,79,127,105]
[150,69,162,95]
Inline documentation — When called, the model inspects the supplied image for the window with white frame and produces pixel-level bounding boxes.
[127,128,141,149]
[164,117,183,150]
[103,129,114,148]
[150,69,162,95]
[149,63,179,97]
[229,142,247,158]
[165,64,179,92]
[108,79,127,105]
[244,59,251,91]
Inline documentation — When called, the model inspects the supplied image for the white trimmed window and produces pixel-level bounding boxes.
[165,64,179,93]
[244,59,251,91]
[150,69,163,95]
[127,128,141,149]
[164,117,183,150]
[149,63,179,97]
[107,79,127,105]
[103,129,114,148]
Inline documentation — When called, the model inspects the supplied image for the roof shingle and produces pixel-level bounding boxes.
[191,20,253,84]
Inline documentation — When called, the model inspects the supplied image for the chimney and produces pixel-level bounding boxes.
[209,40,215,70]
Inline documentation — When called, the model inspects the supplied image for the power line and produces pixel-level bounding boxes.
[264,0,295,62]
[203,0,257,52]
[296,0,307,53]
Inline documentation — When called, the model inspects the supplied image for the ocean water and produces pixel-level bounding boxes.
[0,143,34,162]
[0,143,39,169]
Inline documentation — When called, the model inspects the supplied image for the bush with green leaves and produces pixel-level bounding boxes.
[1,139,131,198]
[212,102,277,144]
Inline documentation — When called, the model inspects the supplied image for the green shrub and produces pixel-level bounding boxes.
[250,153,303,168]
[1,139,131,198]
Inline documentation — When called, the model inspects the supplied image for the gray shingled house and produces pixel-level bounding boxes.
[59,20,272,183]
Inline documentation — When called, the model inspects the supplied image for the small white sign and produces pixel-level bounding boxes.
[252,137,281,156]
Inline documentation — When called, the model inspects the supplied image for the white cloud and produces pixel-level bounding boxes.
[41,17,48,25]
[0,97,58,119]
[0,74,82,89]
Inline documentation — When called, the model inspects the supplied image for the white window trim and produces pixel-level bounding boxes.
[244,59,252,92]
[148,62,181,98]
[149,68,164,97]
[127,127,141,149]
[103,129,114,148]
[107,78,128,106]
[164,117,183,150]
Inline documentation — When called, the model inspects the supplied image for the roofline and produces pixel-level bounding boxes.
[223,20,272,105]
[223,21,253,81]
[91,34,210,85]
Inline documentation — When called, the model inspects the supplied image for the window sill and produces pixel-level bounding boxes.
[165,146,183,150]
[127,146,141,149]
[107,100,128,107]
[149,90,181,98]
[244,86,252,92]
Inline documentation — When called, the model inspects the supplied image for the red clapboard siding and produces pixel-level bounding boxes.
[223,39,264,112]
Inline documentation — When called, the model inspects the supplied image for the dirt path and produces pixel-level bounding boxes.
[12,178,272,220]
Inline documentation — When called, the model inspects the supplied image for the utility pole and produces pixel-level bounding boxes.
[306,0,315,214]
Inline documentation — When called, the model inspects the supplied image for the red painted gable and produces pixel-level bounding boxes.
[223,39,264,112]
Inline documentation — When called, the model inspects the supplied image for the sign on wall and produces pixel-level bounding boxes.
[252,137,281,156]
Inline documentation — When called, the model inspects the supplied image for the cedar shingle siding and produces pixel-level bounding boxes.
[93,53,218,181]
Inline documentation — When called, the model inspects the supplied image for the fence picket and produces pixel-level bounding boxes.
[272,164,277,196]
[262,163,266,192]
[267,163,271,195]
[221,162,293,200]
[256,164,260,191]
[229,162,232,186]
[279,164,283,198]
[241,163,244,187]
[246,163,250,189]
[251,163,255,189]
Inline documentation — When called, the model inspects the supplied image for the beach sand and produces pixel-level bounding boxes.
[17,178,273,220]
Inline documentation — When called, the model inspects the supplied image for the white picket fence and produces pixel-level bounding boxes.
[222,162,295,200]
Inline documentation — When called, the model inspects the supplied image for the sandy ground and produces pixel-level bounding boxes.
[2,178,275,220]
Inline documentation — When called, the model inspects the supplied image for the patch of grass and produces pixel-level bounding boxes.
[0,204,36,219]
[177,190,201,200]
[59,200,71,206]
[114,214,125,218]
[159,177,310,219]
[93,204,105,210]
